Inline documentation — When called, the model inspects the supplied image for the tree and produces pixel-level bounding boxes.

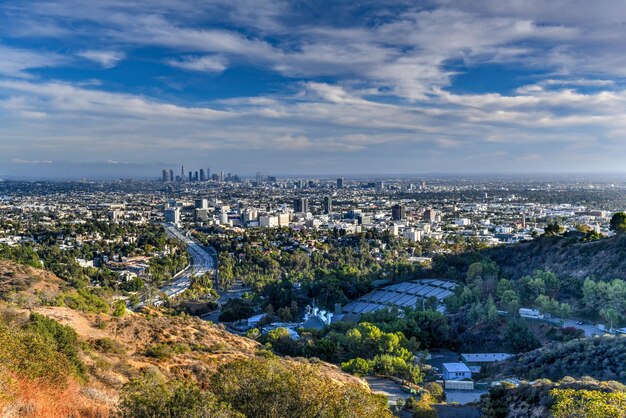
[610,212,626,233]
[505,319,540,353]
[544,220,563,236]
[600,307,619,331]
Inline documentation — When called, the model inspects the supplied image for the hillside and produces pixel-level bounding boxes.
[480,377,626,418]
[0,260,391,417]
[483,234,626,281]
[488,336,626,383]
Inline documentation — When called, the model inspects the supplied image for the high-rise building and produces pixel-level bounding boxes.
[220,171,225,182]
[195,198,208,210]
[168,169,174,182]
[181,166,185,182]
[424,208,437,222]
[164,207,181,225]
[194,171,199,182]
[200,169,205,181]
[293,198,309,213]
[392,204,405,221]
[188,171,193,182]
[336,178,344,189]
[162,169,168,182]
[323,196,332,214]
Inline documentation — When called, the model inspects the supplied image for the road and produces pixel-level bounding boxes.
[545,317,609,337]
[153,223,216,304]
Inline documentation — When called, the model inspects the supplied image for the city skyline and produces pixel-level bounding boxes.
[2,1,626,177]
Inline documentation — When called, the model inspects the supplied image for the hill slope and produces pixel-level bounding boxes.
[0,260,390,417]
[483,234,626,281]
[489,336,626,383]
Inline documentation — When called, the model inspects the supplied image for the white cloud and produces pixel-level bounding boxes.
[77,50,126,68]
[0,45,65,78]
[167,55,228,73]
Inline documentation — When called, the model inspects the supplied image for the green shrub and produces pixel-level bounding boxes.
[145,343,174,360]
[93,337,126,355]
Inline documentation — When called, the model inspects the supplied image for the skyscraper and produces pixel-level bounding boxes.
[181,166,185,182]
[424,208,437,222]
[188,171,193,182]
[168,169,174,182]
[337,178,344,189]
[162,169,168,182]
[293,198,309,213]
[200,169,205,181]
[323,196,332,214]
[392,204,405,221]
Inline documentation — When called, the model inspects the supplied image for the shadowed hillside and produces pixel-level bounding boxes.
[484,234,626,281]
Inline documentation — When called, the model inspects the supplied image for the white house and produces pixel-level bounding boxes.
[442,363,472,381]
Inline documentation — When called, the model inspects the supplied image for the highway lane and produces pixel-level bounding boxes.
[153,223,216,303]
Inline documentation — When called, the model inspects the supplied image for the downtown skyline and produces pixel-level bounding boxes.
[2,1,626,178]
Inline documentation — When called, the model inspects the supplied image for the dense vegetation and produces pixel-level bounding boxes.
[119,356,393,418]
[481,377,626,418]
[258,321,423,384]
[0,311,86,391]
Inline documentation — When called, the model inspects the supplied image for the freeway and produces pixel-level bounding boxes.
[154,223,216,303]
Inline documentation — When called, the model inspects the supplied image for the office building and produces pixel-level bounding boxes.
[424,208,438,222]
[392,204,405,221]
[337,178,344,189]
[200,169,205,181]
[293,198,309,213]
[162,169,168,182]
[165,207,181,225]
[168,169,174,182]
[195,199,208,210]
[188,171,193,182]
[323,196,332,214]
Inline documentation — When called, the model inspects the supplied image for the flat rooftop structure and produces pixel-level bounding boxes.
[461,353,512,363]
[443,362,472,374]
[341,279,458,318]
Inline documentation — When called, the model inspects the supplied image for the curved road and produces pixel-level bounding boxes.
[153,223,216,304]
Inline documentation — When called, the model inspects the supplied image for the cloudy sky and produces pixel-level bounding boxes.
[1,0,626,178]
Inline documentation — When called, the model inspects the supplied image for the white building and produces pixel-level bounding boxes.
[164,207,181,226]
[259,215,279,228]
[442,363,472,381]
[403,228,422,242]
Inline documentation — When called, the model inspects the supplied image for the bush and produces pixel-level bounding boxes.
[93,337,126,355]
[423,382,445,402]
[145,343,174,360]
[27,313,86,380]
[112,301,127,317]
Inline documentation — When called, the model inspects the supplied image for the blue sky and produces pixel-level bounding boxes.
[1,0,626,178]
